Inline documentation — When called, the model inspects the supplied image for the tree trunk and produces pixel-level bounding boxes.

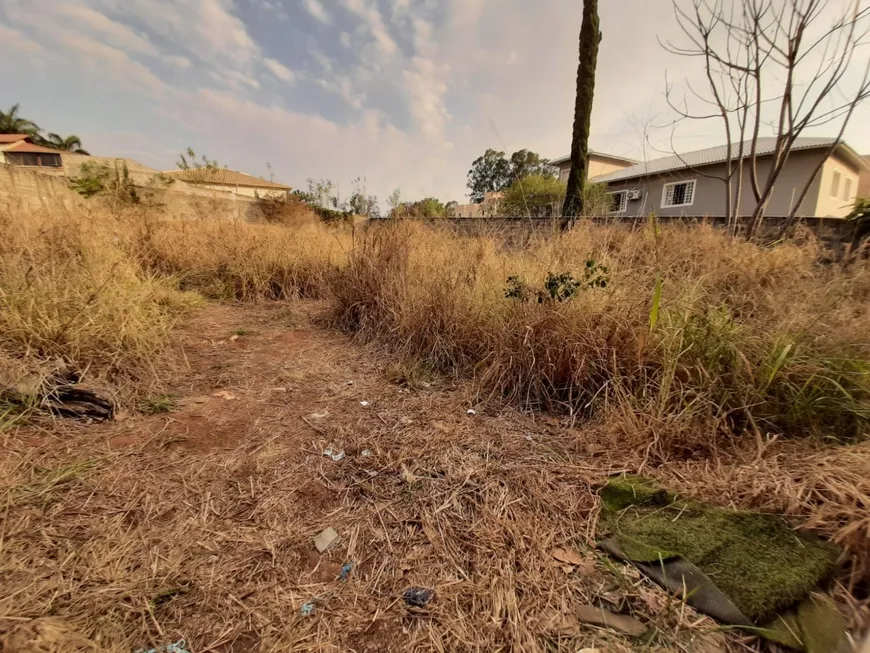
[561,0,601,227]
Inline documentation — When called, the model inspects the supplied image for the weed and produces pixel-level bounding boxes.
[142,395,177,414]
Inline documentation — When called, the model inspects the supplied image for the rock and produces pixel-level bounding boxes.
[402,587,434,607]
[574,604,647,637]
[314,527,339,553]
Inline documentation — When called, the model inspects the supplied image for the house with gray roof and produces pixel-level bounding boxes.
[591,137,868,219]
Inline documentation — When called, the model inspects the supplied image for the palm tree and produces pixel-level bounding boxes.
[0,103,40,136]
[44,133,89,155]
[561,0,601,225]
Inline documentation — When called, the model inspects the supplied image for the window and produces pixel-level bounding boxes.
[844,178,853,202]
[831,170,841,197]
[608,191,628,213]
[560,168,570,183]
[661,180,696,208]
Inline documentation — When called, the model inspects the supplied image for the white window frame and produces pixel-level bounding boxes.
[661,179,697,209]
[608,190,628,214]
[843,177,853,202]
[831,170,841,198]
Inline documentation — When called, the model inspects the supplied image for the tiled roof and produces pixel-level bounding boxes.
[163,168,292,190]
[549,150,639,166]
[0,134,33,144]
[591,137,861,183]
[0,140,62,154]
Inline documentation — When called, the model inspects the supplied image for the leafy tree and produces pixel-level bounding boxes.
[0,104,39,136]
[445,201,459,217]
[391,197,448,218]
[500,175,567,217]
[306,177,341,210]
[509,150,555,183]
[44,133,89,155]
[562,0,601,222]
[467,149,512,203]
[348,178,380,218]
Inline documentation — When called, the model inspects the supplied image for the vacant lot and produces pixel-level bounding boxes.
[1,200,869,651]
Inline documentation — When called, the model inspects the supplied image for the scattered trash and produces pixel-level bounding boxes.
[136,640,191,653]
[574,604,647,637]
[360,401,371,407]
[346,380,355,386]
[300,600,316,616]
[271,387,288,393]
[308,411,329,419]
[314,527,340,553]
[403,587,434,607]
[338,561,354,580]
[524,433,534,441]
[466,409,477,416]
[322,446,346,462]
[211,390,237,401]
[229,334,240,342]
[361,449,372,457]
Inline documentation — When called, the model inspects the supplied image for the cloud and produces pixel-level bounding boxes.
[341,0,397,55]
[303,0,333,25]
[263,57,295,82]
[164,54,192,69]
[0,25,43,54]
[340,31,352,48]
[55,4,159,58]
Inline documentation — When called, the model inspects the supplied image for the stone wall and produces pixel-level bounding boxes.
[0,163,85,212]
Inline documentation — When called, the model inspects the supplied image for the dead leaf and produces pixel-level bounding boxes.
[113,410,131,423]
[308,411,329,419]
[430,420,451,433]
[539,607,581,637]
[212,390,238,400]
[560,565,576,574]
[551,547,584,566]
[574,604,647,637]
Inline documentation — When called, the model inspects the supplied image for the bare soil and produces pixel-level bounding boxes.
[1,303,865,652]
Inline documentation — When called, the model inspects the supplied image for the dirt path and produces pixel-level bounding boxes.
[0,304,748,652]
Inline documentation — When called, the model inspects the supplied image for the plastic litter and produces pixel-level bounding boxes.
[322,446,345,462]
[361,449,372,457]
[466,409,476,416]
[300,600,316,616]
[314,527,340,553]
[338,561,355,580]
[360,401,371,407]
[403,587,435,607]
[136,640,190,653]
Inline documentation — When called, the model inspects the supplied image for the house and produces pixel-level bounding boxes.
[593,137,868,219]
[0,134,64,172]
[549,150,638,184]
[454,191,504,218]
[859,155,870,199]
[162,168,292,199]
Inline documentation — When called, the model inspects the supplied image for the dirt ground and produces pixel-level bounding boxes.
[0,303,865,652]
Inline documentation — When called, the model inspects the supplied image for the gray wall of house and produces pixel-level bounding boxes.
[602,148,833,218]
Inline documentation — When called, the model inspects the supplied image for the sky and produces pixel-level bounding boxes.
[2,0,869,204]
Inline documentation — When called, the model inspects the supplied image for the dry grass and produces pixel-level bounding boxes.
[332,220,870,456]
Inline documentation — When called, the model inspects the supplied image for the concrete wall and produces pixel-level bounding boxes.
[0,162,84,211]
[815,155,860,217]
[557,155,634,183]
[186,182,289,199]
[603,148,829,218]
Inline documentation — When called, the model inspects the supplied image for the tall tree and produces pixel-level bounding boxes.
[467,149,512,202]
[509,150,556,183]
[562,0,601,222]
[45,133,89,155]
[0,104,40,136]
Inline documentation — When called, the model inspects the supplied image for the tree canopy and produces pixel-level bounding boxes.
[466,149,554,203]
[1,104,90,155]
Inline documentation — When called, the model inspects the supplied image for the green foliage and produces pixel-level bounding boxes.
[43,132,89,154]
[393,197,448,218]
[177,147,220,170]
[348,178,380,218]
[505,264,609,303]
[0,103,40,136]
[69,161,139,203]
[467,149,554,203]
[142,395,177,414]
[499,174,566,217]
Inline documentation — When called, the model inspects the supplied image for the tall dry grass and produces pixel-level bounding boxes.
[332,220,870,455]
[0,204,195,397]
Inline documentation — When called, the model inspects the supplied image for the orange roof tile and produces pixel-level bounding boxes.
[0,134,33,144]
[1,140,62,154]
[162,168,292,190]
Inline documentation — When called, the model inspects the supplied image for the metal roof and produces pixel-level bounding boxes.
[550,150,638,166]
[163,168,292,190]
[590,137,863,183]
